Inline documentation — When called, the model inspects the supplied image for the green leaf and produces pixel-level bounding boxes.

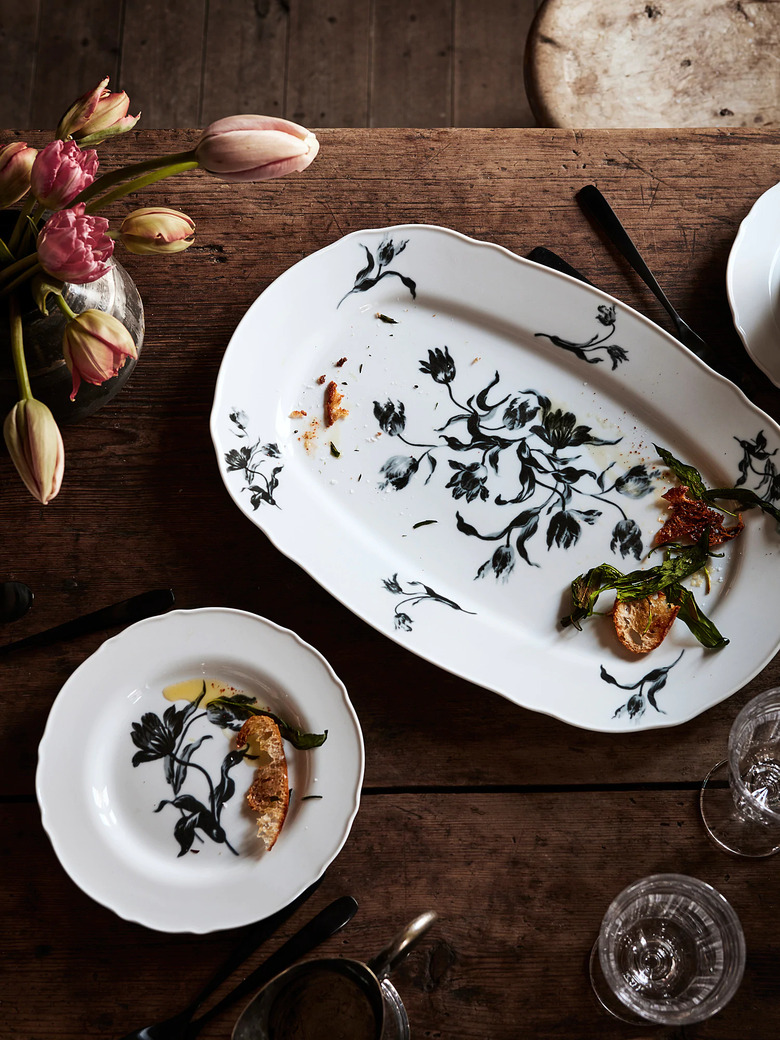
[665,584,728,650]
[207,695,327,749]
[0,238,13,263]
[561,537,721,648]
[702,486,780,524]
[654,444,707,498]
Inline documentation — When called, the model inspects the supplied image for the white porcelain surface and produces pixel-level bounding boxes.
[727,180,780,386]
[36,608,364,933]
[212,224,780,732]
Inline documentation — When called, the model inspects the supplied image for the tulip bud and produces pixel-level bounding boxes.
[3,399,64,505]
[61,309,137,399]
[0,141,37,208]
[30,139,99,211]
[119,206,195,255]
[195,115,319,182]
[37,204,114,284]
[57,76,140,145]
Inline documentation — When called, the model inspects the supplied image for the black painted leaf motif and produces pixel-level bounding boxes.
[171,734,212,795]
[599,666,620,687]
[214,748,247,806]
[173,813,199,857]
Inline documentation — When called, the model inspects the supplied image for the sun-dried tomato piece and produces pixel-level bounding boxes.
[655,485,743,547]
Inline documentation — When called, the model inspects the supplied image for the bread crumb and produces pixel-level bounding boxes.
[324,380,349,427]
[289,409,307,418]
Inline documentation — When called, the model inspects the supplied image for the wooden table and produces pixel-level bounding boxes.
[2,128,780,1039]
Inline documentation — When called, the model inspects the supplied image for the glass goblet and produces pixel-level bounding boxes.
[589,874,745,1026]
[700,686,780,857]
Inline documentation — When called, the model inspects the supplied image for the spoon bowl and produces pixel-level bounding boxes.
[0,581,33,623]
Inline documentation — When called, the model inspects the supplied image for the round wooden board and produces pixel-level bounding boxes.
[525,0,780,128]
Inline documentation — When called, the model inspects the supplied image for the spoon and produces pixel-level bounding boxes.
[575,184,710,361]
[118,881,325,1040]
[0,580,33,623]
[183,896,359,1039]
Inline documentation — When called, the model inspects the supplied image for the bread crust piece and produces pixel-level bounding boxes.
[236,716,289,850]
[613,591,680,654]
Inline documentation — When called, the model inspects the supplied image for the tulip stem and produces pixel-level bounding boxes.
[0,250,39,286]
[83,160,200,214]
[8,294,32,401]
[7,195,36,256]
[55,294,78,322]
[72,150,198,209]
[0,262,42,298]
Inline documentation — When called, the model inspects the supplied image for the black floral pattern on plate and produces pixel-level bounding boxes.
[535,304,628,369]
[130,687,247,857]
[374,345,659,581]
[382,574,475,631]
[223,408,283,509]
[338,236,417,307]
[601,651,685,721]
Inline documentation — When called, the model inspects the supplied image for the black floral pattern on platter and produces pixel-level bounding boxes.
[131,686,248,857]
[601,651,685,720]
[374,345,659,581]
[535,304,628,369]
[338,236,417,307]
[224,408,283,509]
[382,574,475,631]
[734,429,780,503]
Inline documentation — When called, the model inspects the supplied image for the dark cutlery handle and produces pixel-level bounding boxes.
[186,895,359,1036]
[575,184,679,317]
[0,588,175,657]
[526,246,595,287]
[180,879,323,1020]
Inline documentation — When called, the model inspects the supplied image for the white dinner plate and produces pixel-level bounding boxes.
[36,608,364,933]
[727,180,780,386]
[211,224,780,732]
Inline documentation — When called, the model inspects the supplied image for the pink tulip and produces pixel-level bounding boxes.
[30,139,99,211]
[119,206,195,254]
[62,309,137,399]
[56,76,140,144]
[37,205,114,284]
[3,399,64,505]
[195,115,319,182]
[0,141,37,208]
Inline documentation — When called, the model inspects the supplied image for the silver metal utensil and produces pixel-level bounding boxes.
[232,910,437,1040]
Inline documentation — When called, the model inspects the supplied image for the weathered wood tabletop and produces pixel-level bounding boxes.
[2,128,780,1040]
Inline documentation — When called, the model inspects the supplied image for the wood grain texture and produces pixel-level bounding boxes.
[370,0,453,127]
[3,792,776,1039]
[0,0,40,128]
[3,128,780,1039]
[286,0,371,127]
[201,0,289,124]
[454,0,536,126]
[119,0,207,128]
[29,0,122,130]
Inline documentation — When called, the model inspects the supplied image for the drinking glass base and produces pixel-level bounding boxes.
[700,759,780,858]
[588,941,653,1027]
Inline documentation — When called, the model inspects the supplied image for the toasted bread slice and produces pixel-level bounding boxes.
[236,716,289,850]
[613,591,680,654]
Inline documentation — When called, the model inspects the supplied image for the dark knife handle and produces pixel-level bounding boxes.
[187,895,359,1036]
[526,246,594,287]
[0,588,175,657]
